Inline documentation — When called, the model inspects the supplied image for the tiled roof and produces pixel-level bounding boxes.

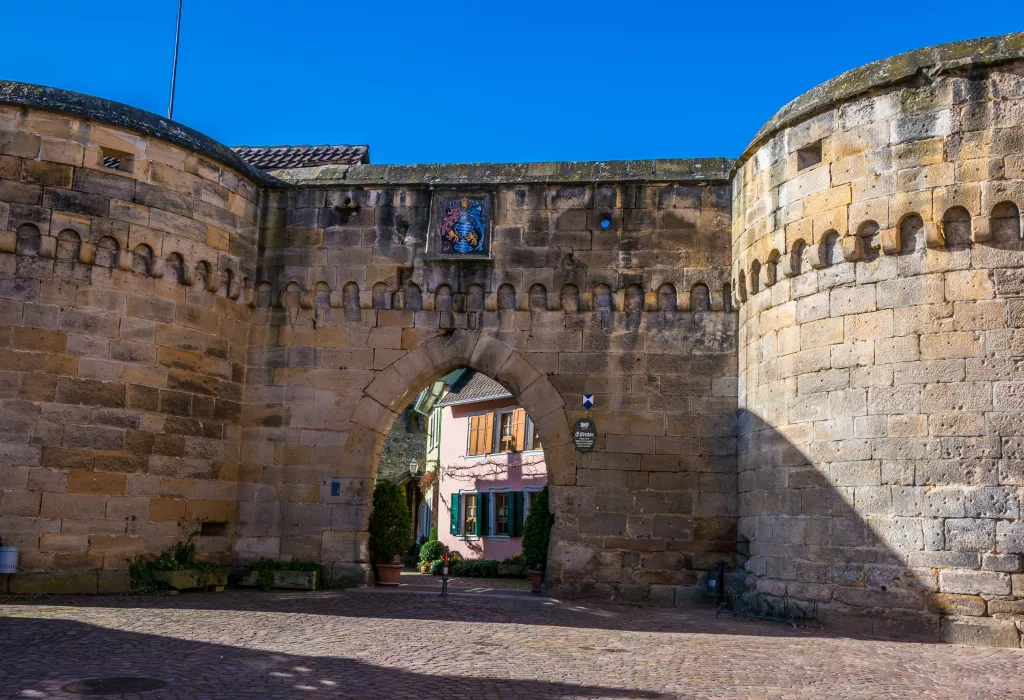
[436,370,512,407]
[230,144,370,170]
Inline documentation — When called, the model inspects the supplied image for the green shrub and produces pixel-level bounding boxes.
[419,540,446,563]
[368,480,412,565]
[128,533,227,594]
[452,559,500,578]
[501,553,523,567]
[521,486,554,570]
[428,526,438,542]
[429,559,444,576]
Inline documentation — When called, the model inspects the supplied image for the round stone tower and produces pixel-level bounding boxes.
[0,82,262,592]
[732,34,1024,644]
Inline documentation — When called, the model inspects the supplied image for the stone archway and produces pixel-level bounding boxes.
[324,330,575,584]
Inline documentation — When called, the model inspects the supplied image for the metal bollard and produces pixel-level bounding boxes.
[440,553,449,598]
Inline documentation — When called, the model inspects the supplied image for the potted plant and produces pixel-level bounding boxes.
[521,486,554,595]
[418,540,446,574]
[368,480,412,586]
[0,536,18,574]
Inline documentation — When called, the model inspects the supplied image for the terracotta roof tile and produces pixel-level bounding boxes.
[230,144,369,170]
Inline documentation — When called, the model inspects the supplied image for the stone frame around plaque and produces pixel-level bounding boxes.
[427,190,494,260]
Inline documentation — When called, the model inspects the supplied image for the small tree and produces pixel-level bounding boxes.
[369,481,412,565]
[521,486,554,571]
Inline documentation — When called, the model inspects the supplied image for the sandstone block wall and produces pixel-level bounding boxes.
[242,165,740,593]
[732,41,1024,642]
[0,102,260,578]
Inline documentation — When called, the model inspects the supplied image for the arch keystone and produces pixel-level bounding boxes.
[469,334,514,378]
[439,329,480,368]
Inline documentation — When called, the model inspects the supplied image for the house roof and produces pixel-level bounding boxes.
[436,370,512,407]
[230,144,370,170]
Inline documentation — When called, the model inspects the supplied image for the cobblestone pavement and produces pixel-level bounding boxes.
[1,589,1023,700]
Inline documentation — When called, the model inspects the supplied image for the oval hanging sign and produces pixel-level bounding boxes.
[572,418,597,452]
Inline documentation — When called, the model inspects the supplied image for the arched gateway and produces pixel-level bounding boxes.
[328,331,575,584]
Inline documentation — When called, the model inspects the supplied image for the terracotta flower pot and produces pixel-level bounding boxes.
[419,564,430,573]
[376,562,404,586]
[528,568,544,595]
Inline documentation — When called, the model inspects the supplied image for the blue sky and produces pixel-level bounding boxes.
[1,1,1020,164]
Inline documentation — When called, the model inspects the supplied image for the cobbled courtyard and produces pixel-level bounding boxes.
[1,590,1023,699]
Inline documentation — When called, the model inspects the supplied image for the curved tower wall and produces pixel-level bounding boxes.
[0,102,259,587]
[733,52,1024,637]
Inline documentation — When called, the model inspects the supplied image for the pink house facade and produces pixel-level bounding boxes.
[431,371,548,561]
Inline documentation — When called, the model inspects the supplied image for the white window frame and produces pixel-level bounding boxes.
[492,407,517,454]
[523,486,543,525]
[458,489,480,539]
[488,489,512,540]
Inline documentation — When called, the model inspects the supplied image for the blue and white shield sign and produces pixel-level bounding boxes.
[583,394,594,409]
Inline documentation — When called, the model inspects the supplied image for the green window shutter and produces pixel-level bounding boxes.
[512,491,524,537]
[477,492,488,536]
[450,493,460,536]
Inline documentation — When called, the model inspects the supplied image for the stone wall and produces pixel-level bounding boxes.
[732,39,1024,644]
[242,163,740,593]
[0,100,260,593]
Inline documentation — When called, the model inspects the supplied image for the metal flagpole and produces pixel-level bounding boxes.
[167,0,183,120]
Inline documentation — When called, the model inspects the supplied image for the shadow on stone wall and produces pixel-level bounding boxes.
[739,409,1021,645]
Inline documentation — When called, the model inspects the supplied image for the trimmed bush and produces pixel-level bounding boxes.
[452,559,500,578]
[521,486,554,570]
[419,540,446,563]
[368,481,412,565]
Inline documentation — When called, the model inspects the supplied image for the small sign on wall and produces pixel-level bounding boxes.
[572,419,597,452]
[583,394,594,409]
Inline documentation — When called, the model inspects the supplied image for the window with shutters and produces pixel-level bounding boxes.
[493,491,509,536]
[493,407,527,453]
[463,492,478,535]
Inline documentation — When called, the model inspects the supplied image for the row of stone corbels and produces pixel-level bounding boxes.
[0,227,248,301]
[271,281,732,313]
[732,186,1024,305]
[340,330,576,487]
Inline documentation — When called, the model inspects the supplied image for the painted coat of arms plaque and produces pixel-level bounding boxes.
[429,192,493,258]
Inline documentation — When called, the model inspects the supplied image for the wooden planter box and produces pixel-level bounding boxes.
[239,570,318,591]
[153,569,227,591]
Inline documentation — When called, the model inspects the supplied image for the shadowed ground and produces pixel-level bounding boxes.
[2,590,1023,699]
